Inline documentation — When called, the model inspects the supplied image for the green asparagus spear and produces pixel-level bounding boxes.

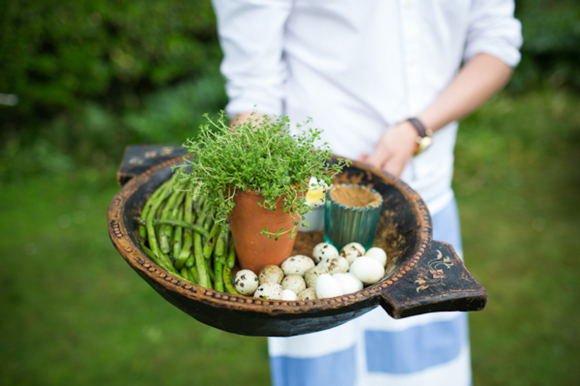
[180,267,192,282]
[145,179,175,272]
[172,205,185,262]
[139,179,172,240]
[203,222,221,260]
[223,265,239,295]
[227,241,236,269]
[203,224,220,259]
[175,191,195,269]
[140,241,167,269]
[134,218,210,238]
[189,266,199,284]
[194,232,211,288]
[159,188,185,254]
[212,227,228,292]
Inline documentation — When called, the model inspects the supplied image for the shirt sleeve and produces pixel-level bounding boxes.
[211,0,292,118]
[463,0,523,67]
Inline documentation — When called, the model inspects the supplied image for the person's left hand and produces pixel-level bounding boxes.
[359,120,418,178]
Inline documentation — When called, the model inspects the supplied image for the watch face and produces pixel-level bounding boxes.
[416,136,432,155]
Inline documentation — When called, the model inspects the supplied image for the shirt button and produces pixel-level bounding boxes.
[403,0,413,8]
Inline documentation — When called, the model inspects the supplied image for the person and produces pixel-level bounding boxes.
[210,1,522,385]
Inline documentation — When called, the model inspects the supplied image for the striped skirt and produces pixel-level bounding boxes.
[268,198,471,386]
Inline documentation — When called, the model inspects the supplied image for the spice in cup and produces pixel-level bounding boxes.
[324,184,383,250]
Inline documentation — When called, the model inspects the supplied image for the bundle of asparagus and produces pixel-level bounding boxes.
[136,173,238,294]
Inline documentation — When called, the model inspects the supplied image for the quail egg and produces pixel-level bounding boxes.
[304,265,329,288]
[297,287,317,300]
[312,242,339,264]
[233,269,259,296]
[253,282,283,300]
[340,242,366,264]
[258,264,284,285]
[281,255,315,276]
[281,274,307,295]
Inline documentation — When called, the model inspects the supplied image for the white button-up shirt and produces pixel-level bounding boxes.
[212,0,522,214]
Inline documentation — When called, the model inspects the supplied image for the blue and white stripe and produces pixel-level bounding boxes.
[269,198,471,386]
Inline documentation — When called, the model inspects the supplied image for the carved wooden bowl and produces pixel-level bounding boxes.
[108,146,486,337]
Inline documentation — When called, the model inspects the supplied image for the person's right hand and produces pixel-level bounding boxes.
[358,120,418,178]
[231,113,254,126]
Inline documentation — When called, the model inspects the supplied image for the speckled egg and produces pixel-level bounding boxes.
[304,265,329,288]
[253,282,283,300]
[319,255,349,275]
[312,242,339,264]
[258,264,284,285]
[340,242,366,264]
[297,287,317,300]
[281,274,307,295]
[281,255,315,276]
[233,269,259,296]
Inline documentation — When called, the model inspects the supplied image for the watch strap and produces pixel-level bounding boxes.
[407,117,430,138]
[406,117,433,156]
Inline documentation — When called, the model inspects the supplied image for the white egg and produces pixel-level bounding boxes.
[332,273,364,294]
[365,247,387,267]
[316,274,344,299]
[312,242,339,264]
[281,289,298,301]
[349,256,385,285]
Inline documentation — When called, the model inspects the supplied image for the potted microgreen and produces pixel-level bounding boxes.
[176,111,349,273]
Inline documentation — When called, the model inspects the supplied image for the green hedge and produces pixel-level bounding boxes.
[1,0,579,181]
[512,0,580,91]
[0,0,220,119]
[0,0,226,180]
[2,0,579,121]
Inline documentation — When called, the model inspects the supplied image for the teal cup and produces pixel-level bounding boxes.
[323,184,383,250]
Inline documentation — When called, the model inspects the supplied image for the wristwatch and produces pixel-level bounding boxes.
[407,117,433,156]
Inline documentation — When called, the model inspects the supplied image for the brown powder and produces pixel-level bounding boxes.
[330,185,382,208]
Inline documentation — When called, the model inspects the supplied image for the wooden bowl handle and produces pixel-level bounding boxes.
[116,145,187,186]
[378,240,487,319]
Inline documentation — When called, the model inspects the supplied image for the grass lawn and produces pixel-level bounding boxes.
[1,87,579,385]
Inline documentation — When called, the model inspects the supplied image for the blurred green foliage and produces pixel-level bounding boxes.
[0,0,226,181]
[0,0,579,182]
[1,0,219,115]
[512,0,580,91]
[0,1,579,384]
[0,88,578,385]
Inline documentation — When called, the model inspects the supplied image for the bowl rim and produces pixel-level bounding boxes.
[108,156,433,316]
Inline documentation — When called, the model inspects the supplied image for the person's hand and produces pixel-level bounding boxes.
[359,120,418,178]
[231,112,255,126]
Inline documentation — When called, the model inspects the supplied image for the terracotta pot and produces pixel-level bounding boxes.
[229,189,303,273]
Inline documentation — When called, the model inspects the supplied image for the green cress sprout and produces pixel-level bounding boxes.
[175,111,349,239]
